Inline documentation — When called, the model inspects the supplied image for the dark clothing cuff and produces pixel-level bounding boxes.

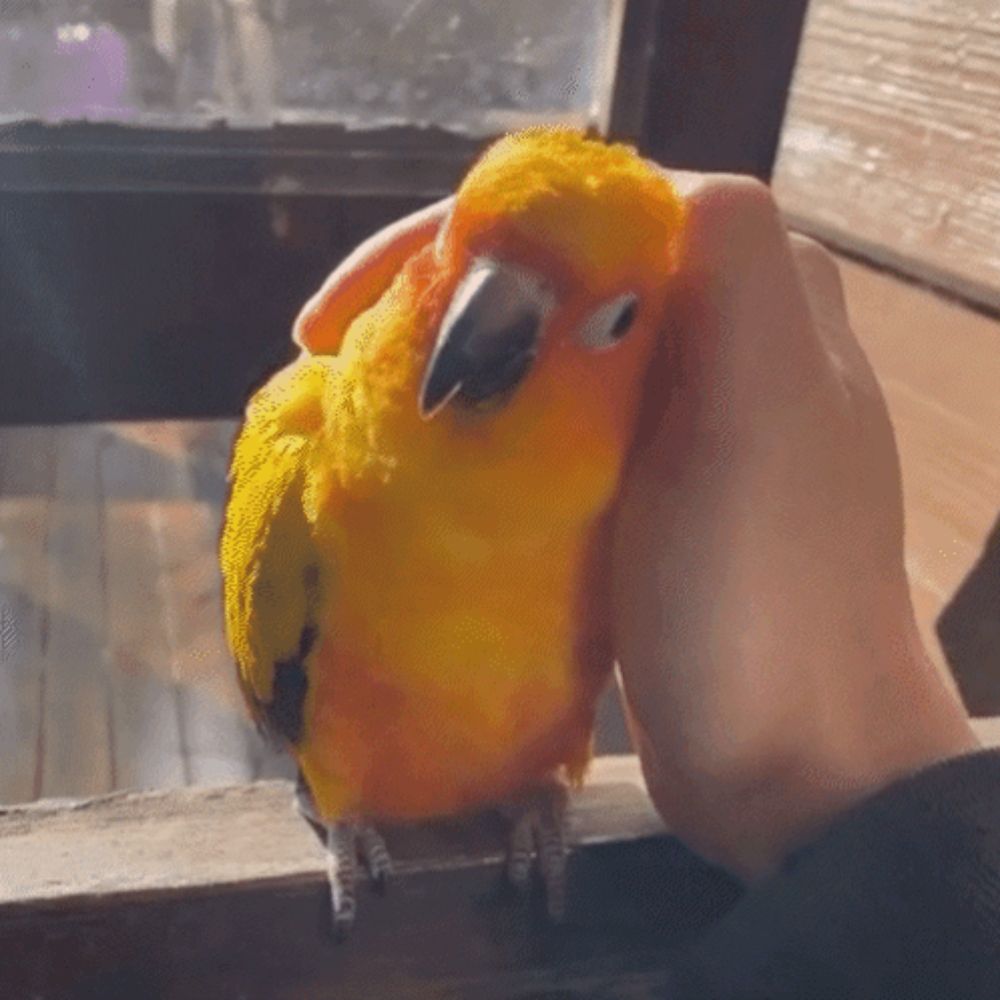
[661,748,1000,999]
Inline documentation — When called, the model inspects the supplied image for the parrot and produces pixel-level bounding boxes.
[220,127,685,934]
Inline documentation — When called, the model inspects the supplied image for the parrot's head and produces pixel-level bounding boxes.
[417,127,685,519]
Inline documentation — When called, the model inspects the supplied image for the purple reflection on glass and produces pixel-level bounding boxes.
[47,20,135,121]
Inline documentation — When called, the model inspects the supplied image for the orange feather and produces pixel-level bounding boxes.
[221,128,685,822]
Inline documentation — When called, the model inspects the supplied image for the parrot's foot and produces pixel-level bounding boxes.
[322,821,393,937]
[294,773,393,938]
[502,783,569,922]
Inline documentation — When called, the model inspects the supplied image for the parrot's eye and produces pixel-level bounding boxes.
[577,293,639,351]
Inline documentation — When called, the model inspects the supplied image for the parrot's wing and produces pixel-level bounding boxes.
[220,361,331,746]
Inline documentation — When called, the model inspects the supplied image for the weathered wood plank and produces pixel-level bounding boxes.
[0,756,740,1000]
[150,421,263,785]
[0,563,45,801]
[0,660,42,804]
[0,755,663,906]
[774,0,1000,308]
[2,418,286,799]
[88,419,266,785]
[100,426,187,791]
[39,425,113,798]
[0,426,53,803]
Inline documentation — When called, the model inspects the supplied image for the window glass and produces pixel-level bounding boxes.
[0,0,616,133]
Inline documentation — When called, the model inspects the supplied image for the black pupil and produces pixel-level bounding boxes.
[611,300,637,340]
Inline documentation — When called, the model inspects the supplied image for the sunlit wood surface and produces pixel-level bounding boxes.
[775,0,1000,312]
[837,255,1000,719]
[0,420,293,804]
[841,254,1000,744]
[0,258,997,804]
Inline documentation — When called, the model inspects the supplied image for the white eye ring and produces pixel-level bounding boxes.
[577,293,639,351]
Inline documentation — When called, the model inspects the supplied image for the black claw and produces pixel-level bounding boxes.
[331,914,355,944]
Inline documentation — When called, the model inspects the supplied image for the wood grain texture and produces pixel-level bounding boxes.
[838,257,1000,710]
[152,421,271,785]
[774,0,1000,307]
[0,425,53,802]
[0,755,660,906]
[39,425,113,798]
[0,756,740,1000]
[100,427,187,791]
[98,420,269,786]
[0,419,285,805]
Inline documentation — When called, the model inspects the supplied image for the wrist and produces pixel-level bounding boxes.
[632,612,979,881]
[786,637,979,866]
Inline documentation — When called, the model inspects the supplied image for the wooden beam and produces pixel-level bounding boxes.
[639,0,810,180]
[0,756,741,999]
[602,0,662,143]
[0,122,484,199]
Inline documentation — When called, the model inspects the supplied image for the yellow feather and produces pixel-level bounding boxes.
[221,358,331,708]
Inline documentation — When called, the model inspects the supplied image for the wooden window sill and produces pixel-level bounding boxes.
[0,755,740,998]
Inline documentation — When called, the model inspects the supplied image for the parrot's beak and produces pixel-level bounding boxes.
[420,258,552,418]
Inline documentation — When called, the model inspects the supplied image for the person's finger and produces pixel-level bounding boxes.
[293,198,453,353]
[642,172,837,451]
[656,171,790,273]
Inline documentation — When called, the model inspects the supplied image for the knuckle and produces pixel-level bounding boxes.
[687,174,779,231]
[679,174,786,270]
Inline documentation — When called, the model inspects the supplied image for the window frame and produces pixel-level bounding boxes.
[0,0,809,196]
[0,756,744,996]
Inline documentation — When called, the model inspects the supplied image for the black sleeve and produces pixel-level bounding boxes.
[661,748,1000,999]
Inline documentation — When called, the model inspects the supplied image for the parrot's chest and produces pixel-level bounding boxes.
[303,508,604,820]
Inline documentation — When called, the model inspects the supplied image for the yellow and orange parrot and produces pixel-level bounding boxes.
[220,128,684,932]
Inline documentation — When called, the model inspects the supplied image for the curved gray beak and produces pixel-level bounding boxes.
[419,258,552,418]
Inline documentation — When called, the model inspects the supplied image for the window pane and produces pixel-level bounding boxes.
[0,0,617,133]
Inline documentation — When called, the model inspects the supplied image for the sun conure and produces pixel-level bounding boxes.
[220,127,685,932]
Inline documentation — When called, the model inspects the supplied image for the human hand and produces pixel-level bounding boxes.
[612,174,978,879]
